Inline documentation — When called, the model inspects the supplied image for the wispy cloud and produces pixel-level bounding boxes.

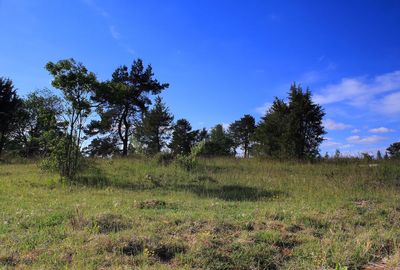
[82,0,134,55]
[373,91,400,115]
[255,102,272,115]
[351,129,361,133]
[314,70,400,115]
[368,127,395,133]
[321,137,352,149]
[109,25,121,40]
[323,119,351,130]
[346,135,386,144]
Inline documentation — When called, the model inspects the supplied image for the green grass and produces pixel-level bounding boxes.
[1,158,400,269]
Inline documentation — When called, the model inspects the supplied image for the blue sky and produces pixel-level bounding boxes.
[1,0,399,156]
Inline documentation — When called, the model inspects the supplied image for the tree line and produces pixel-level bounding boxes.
[1,58,399,179]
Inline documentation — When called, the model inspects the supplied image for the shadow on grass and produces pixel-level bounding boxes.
[74,166,282,202]
[176,184,283,201]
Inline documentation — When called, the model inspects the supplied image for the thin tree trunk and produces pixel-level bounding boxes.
[0,132,5,157]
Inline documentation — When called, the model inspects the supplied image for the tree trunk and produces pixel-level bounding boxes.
[0,132,5,157]
[122,139,128,156]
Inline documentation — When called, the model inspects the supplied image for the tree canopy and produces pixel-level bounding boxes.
[90,59,169,156]
[0,77,21,157]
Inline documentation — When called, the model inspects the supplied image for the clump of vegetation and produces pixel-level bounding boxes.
[91,213,131,233]
[122,237,144,256]
[193,238,284,270]
[151,241,187,261]
[137,200,167,209]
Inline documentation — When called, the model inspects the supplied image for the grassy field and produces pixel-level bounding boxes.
[1,158,400,269]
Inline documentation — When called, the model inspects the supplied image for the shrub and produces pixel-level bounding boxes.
[175,141,205,171]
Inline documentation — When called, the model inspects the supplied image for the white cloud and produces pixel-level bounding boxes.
[109,25,121,40]
[373,91,400,115]
[323,119,351,130]
[255,102,272,115]
[82,0,134,55]
[346,135,386,144]
[368,127,395,133]
[321,137,353,149]
[314,70,400,115]
[351,129,361,133]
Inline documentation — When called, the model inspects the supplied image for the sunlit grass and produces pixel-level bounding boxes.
[0,158,399,269]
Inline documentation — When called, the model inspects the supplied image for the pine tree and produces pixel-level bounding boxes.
[91,59,169,156]
[0,77,22,157]
[376,150,382,160]
[287,84,326,159]
[386,142,400,159]
[253,98,289,158]
[201,124,234,156]
[334,149,341,159]
[253,84,325,159]
[229,114,256,158]
[169,119,197,155]
[136,96,173,155]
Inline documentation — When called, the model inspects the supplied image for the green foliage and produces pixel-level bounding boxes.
[90,59,169,156]
[169,118,198,155]
[201,124,234,157]
[152,152,174,166]
[386,142,400,159]
[175,140,205,171]
[361,152,373,161]
[45,58,97,180]
[0,77,22,157]
[8,89,64,157]
[253,84,325,159]
[335,263,348,270]
[84,137,119,157]
[135,96,173,155]
[228,114,255,157]
[253,98,289,158]
[376,150,383,160]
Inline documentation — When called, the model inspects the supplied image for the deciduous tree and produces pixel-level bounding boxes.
[46,59,97,180]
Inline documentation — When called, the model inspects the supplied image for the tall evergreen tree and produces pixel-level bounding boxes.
[376,150,383,160]
[253,98,289,158]
[169,119,197,155]
[195,128,209,143]
[91,59,169,156]
[287,84,325,159]
[253,84,325,159]
[201,124,234,156]
[0,77,21,157]
[229,114,256,158]
[135,96,174,155]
